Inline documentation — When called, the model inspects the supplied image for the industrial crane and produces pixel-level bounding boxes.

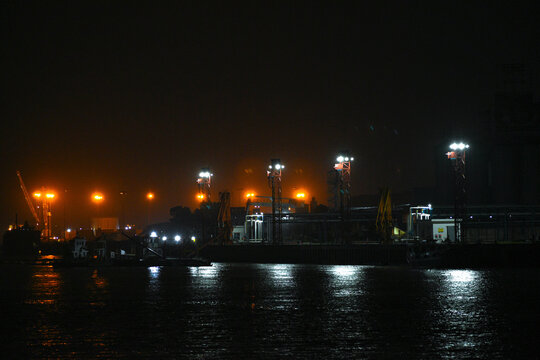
[16,171,40,228]
[16,171,54,240]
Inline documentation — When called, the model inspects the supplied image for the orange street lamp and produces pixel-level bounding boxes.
[147,192,154,200]
[245,192,256,199]
[196,193,205,201]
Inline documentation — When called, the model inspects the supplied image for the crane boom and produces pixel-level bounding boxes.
[16,170,40,226]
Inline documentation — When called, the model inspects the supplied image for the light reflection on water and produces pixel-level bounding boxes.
[2,264,539,359]
[146,266,162,298]
[148,265,161,279]
[26,266,60,305]
[190,263,220,278]
[269,263,294,283]
[328,265,365,298]
[440,269,483,300]
[433,269,489,359]
[91,268,108,289]
[329,265,363,279]
[446,269,476,283]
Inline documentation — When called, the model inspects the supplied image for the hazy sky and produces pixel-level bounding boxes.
[1,2,539,232]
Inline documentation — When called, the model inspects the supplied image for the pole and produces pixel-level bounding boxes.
[271,177,276,245]
[48,200,52,241]
[63,189,67,240]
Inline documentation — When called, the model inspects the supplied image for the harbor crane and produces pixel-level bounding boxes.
[16,171,40,228]
[16,171,55,240]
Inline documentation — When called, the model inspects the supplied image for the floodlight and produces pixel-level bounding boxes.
[450,142,469,150]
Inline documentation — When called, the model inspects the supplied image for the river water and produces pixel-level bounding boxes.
[1,263,539,359]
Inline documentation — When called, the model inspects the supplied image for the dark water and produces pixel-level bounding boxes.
[1,263,539,359]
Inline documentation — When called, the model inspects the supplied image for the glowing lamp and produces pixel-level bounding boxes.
[449,142,470,150]
[198,171,212,178]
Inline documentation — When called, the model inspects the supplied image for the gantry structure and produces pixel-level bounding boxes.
[267,159,283,245]
[446,143,469,243]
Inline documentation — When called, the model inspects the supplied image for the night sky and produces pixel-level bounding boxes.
[1,2,539,232]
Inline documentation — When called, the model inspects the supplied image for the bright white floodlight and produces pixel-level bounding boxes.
[174,235,181,242]
[450,142,470,150]
[150,231,157,238]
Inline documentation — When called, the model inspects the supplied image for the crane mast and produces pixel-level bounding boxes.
[16,171,40,227]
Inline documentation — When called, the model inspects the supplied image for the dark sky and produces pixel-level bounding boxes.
[1,2,539,232]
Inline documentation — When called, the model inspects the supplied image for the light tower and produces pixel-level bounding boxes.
[334,152,354,220]
[267,159,283,245]
[197,168,213,203]
[446,142,469,243]
[33,189,56,241]
[146,192,155,225]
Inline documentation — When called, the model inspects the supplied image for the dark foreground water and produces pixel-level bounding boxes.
[1,263,539,359]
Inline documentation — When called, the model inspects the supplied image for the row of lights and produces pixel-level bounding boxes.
[149,231,196,243]
[268,163,284,170]
[449,142,469,150]
[33,192,56,199]
[92,192,155,203]
[32,191,156,203]
[245,191,306,199]
[336,155,354,162]
[30,146,465,206]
